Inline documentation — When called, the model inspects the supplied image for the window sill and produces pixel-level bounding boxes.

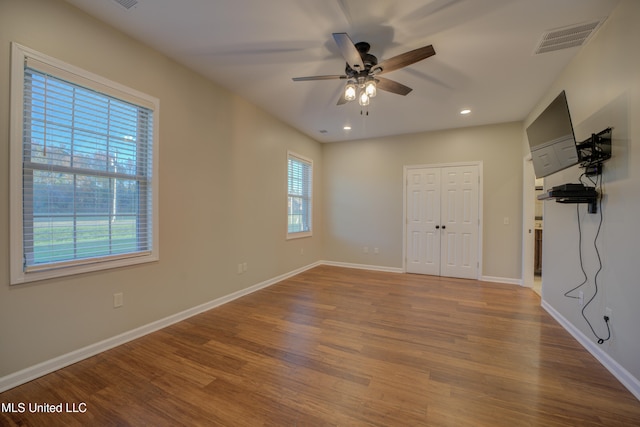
[11,252,159,285]
[286,231,312,240]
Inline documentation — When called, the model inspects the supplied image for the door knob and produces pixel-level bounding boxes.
[442,225,446,229]
[435,225,440,229]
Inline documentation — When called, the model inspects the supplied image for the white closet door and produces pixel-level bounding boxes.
[440,166,479,279]
[406,168,440,275]
[406,165,479,279]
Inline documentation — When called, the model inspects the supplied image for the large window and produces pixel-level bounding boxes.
[287,151,312,239]
[10,43,159,284]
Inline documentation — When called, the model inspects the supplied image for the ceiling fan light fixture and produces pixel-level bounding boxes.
[365,79,377,98]
[344,82,357,101]
[358,90,370,106]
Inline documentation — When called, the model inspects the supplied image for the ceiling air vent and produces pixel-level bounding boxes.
[319,130,328,134]
[534,18,605,54]
[112,0,138,9]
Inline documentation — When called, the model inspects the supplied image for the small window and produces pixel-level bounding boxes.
[287,151,312,239]
[10,43,159,284]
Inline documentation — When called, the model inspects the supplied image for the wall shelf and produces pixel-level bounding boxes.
[538,186,598,213]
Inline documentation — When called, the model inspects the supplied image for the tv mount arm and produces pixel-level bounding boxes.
[576,127,612,176]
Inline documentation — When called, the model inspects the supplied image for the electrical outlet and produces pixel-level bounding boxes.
[113,292,124,308]
[363,246,369,254]
[578,291,584,306]
[242,262,248,272]
[237,263,243,274]
[374,247,379,254]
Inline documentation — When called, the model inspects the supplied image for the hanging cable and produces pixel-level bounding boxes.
[564,172,592,299]
[563,203,587,300]
[564,171,610,344]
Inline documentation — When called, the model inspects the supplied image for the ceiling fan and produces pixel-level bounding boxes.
[292,32,435,106]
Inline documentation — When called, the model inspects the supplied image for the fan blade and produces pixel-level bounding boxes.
[376,77,413,96]
[292,75,347,81]
[375,45,435,75]
[332,32,365,72]
[337,94,349,105]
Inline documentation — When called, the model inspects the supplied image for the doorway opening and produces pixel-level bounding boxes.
[523,155,543,297]
[533,178,544,296]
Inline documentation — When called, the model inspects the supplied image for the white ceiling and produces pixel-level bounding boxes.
[65,0,620,143]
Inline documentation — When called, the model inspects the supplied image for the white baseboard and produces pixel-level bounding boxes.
[4,261,637,404]
[542,300,640,401]
[0,261,322,393]
[320,260,404,274]
[326,264,523,286]
[323,263,522,285]
[480,275,523,285]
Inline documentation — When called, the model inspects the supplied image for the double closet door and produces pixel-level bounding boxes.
[405,164,480,279]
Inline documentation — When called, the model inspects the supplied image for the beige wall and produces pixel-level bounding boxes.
[0,0,323,377]
[524,0,640,384]
[322,122,524,280]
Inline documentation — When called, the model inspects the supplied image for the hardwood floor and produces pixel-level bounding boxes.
[2,265,640,426]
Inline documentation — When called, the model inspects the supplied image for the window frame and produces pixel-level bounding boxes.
[286,151,313,240]
[9,43,160,285]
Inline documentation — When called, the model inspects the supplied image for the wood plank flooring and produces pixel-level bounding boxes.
[2,265,640,426]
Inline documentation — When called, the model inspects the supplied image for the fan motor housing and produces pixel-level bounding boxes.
[345,41,378,77]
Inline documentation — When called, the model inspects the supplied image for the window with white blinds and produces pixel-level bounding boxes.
[10,43,159,284]
[287,151,312,238]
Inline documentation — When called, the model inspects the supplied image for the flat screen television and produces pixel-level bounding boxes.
[526,91,579,178]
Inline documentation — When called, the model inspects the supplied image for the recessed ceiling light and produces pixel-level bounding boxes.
[343,126,352,130]
[460,109,471,115]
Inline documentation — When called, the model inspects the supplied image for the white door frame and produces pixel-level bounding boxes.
[403,161,484,278]
[522,155,537,290]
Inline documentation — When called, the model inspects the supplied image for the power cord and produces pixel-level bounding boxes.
[563,204,587,299]
[564,171,611,344]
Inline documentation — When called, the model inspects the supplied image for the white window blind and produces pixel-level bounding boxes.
[287,152,312,237]
[10,43,159,283]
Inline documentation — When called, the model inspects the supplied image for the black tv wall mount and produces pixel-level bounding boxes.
[577,127,612,176]
[537,127,612,214]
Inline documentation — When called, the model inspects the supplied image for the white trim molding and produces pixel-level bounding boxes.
[3,260,636,404]
[0,260,399,392]
[321,260,404,274]
[481,275,523,286]
[0,261,322,393]
[542,300,640,401]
